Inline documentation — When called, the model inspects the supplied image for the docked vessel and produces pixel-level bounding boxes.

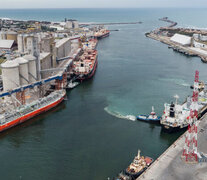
[116,172,131,180]
[124,150,153,179]
[137,106,161,123]
[160,95,190,133]
[94,29,110,39]
[67,80,79,89]
[82,38,98,50]
[161,92,207,133]
[73,49,98,81]
[0,89,66,132]
[161,71,207,133]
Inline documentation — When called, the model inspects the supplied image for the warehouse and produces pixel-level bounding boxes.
[170,33,192,46]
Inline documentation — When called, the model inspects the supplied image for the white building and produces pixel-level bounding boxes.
[0,40,16,54]
[170,34,192,46]
[193,41,207,49]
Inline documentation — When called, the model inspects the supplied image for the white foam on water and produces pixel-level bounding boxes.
[159,78,190,87]
[104,106,136,121]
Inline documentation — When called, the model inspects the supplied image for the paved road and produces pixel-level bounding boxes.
[138,115,207,180]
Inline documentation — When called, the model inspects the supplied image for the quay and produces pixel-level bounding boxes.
[146,31,207,61]
[159,17,177,28]
[146,17,207,63]
[137,114,207,180]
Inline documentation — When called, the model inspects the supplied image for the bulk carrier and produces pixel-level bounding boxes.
[94,29,110,39]
[73,49,98,81]
[0,89,66,132]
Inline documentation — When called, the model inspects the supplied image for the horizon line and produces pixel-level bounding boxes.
[0,7,207,9]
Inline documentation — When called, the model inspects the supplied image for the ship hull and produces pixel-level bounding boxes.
[124,168,146,179]
[137,115,161,124]
[76,57,98,81]
[95,32,110,39]
[0,92,66,133]
[161,124,188,133]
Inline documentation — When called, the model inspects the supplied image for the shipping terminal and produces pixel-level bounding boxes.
[0,18,107,132]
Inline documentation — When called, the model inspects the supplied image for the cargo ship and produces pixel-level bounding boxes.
[160,95,191,133]
[124,150,153,179]
[0,89,66,132]
[73,49,98,81]
[161,93,207,133]
[94,29,110,39]
[82,38,98,50]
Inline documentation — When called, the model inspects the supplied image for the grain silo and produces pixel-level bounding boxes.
[23,54,37,83]
[14,57,29,86]
[0,31,7,40]
[1,60,20,91]
[17,34,24,53]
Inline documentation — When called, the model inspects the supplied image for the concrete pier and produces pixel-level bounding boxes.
[137,115,207,180]
[146,33,207,60]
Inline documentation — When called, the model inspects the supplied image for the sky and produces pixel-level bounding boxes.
[1,0,207,8]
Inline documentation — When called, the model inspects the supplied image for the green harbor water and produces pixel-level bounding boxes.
[1,8,207,180]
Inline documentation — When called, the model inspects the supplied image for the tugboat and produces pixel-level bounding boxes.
[115,172,131,180]
[136,106,161,123]
[124,150,153,179]
[67,80,79,89]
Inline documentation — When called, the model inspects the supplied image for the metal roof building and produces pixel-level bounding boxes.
[0,40,15,49]
[170,34,192,46]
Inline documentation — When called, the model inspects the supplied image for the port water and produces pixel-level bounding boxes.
[1,8,207,180]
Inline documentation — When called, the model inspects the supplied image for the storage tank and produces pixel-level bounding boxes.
[23,54,37,83]
[1,60,20,91]
[14,57,29,86]
[17,34,24,53]
[0,31,7,40]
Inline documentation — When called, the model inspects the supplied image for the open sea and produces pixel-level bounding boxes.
[0,8,207,180]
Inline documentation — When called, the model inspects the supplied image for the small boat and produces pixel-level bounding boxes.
[137,106,161,123]
[124,150,153,179]
[115,171,132,180]
[67,80,79,89]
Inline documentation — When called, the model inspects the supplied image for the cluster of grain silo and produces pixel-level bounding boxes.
[0,55,37,91]
[1,60,20,91]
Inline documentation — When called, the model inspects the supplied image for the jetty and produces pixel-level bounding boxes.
[80,22,142,26]
[159,17,177,28]
[137,114,207,180]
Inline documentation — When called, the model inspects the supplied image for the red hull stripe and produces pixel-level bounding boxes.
[0,95,65,132]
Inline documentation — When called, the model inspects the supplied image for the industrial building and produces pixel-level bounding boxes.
[170,33,192,46]
[0,40,16,54]
[65,20,79,29]
[55,38,71,61]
